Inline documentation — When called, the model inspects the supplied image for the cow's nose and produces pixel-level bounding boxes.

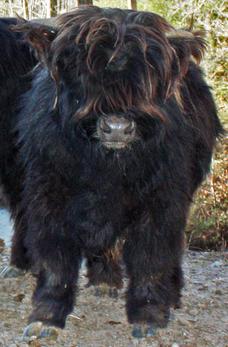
[98,116,136,148]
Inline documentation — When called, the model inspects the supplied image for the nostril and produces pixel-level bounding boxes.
[124,121,135,135]
[99,119,112,134]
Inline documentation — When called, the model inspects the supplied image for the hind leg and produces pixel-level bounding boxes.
[10,209,30,271]
[171,265,184,309]
[0,128,29,274]
[85,242,123,296]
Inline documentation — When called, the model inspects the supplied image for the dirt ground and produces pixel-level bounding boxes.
[0,245,227,347]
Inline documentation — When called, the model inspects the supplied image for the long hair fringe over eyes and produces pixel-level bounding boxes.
[47,6,207,121]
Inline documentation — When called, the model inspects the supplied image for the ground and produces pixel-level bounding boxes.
[0,243,227,347]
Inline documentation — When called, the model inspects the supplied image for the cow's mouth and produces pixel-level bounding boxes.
[102,141,127,149]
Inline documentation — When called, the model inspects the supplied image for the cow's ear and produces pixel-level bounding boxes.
[11,19,58,66]
[167,30,207,77]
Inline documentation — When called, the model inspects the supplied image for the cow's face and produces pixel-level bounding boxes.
[47,7,174,150]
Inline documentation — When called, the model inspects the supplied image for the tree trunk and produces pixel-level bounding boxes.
[23,0,29,19]
[47,0,58,17]
[128,0,137,10]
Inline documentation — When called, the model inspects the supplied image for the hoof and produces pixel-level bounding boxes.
[93,284,118,298]
[109,287,118,299]
[145,324,156,337]
[23,321,59,340]
[94,285,109,297]
[0,266,25,278]
[169,312,175,321]
[173,300,182,309]
[132,324,144,338]
[131,324,156,338]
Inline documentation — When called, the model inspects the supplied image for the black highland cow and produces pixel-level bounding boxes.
[0,6,223,339]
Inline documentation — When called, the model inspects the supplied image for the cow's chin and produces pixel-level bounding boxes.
[101,141,127,150]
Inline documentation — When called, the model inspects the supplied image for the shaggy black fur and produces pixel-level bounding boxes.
[0,18,36,267]
[0,7,223,333]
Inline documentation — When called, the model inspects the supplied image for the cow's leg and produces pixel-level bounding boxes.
[171,265,184,309]
[123,197,186,338]
[86,243,123,297]
[10,209,30,271]
[23,235,81,338]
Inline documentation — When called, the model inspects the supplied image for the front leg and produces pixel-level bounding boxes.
[24,229,81,336]
[123,196,187,337]
[20,165,83,337]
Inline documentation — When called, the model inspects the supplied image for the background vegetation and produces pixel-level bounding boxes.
[1,0,227,250]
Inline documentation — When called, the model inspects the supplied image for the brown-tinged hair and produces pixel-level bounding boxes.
[12,6,207,121]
